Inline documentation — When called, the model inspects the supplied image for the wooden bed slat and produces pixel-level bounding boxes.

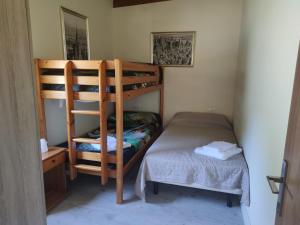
[107,76,158,85]
[73,76,159,85]
[39,60,68,69]
[41,90,65,99]
[39,60,157,72]
[42,88,158,102]
[72,60,103,69]
[71,110,100,115]
[72,138,100,144]
[39,60,103,70]
[123,85,162,100]
[41,75,158,87]
[73,76,99,85]
[76,151,116,163]
[74,164,101,176]
[75,164,101,171]
[74,92,116,102]
[77,151,101,161]
[106,60,157,72]
[40,75,65,84]
[74,164,116,178]
[122,76,158,85]
[41,90,103,101]
[73,92,99,101]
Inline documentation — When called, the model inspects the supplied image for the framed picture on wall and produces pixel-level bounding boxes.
[151,31,196,67]
[60,7,90,60]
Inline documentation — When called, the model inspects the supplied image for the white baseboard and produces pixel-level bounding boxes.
[241,205,251,225]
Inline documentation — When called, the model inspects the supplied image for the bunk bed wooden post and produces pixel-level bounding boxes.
[99,61,108,185]
[159,84,164,123]
[157,67,164,124]
[64,61,77,180]
[34,59,47,139]
[114,59,124,204]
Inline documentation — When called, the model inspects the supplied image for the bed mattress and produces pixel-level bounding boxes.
[135,112,250,206]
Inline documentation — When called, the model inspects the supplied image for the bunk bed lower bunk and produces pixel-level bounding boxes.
[58,111,162,172]
[35,59,164,204]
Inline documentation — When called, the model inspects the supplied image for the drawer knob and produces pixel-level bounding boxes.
[52,159,56,163]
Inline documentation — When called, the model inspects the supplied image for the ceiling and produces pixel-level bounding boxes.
[113,0,170,8]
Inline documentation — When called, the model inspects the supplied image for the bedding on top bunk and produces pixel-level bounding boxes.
[41,70,156,93]
[135,112,250,206]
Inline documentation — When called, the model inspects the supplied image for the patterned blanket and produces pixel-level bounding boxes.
[77,111,161,152]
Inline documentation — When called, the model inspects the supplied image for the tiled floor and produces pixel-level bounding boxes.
[47,166,244,225]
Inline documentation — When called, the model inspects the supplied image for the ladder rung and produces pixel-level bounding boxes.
[71,110,100,115]
[72,138,100,144]
[74,164,102,176]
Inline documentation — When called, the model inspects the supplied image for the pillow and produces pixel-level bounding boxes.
[171,112,232,130]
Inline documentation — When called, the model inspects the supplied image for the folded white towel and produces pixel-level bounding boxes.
[128,131,146,139]
[203,141,236,152]
[91,136,131,152]
[194,141,242,160]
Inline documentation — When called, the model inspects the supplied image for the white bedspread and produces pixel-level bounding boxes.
[135,112,250,206]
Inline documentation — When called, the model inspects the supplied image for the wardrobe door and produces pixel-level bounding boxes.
[0,0,46,224]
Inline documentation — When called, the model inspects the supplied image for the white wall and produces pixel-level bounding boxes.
[29,0,243,142]
[29,0,113,144]
[234,1,300,225]
[112,0,243,123]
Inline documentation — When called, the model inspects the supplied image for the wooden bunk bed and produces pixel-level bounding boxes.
[34,59,163,204]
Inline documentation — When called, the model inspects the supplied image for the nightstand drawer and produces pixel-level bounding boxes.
[43,152,65,173]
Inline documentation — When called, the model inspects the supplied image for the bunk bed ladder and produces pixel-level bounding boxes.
[64,61,109,185]
[98,61,109,185]
[64,61,77,180]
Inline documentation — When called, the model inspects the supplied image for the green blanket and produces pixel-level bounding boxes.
[77,111,161,152]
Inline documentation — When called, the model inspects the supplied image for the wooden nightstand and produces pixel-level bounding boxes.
[42,147,67,212]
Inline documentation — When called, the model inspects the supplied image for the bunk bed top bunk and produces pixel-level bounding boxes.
[36,59,162,102]
[35,59,164,204]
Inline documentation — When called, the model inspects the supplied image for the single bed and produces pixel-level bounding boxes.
[135,112,250,206]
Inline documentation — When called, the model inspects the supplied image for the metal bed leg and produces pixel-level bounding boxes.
[226,194,233,208]
[153,182,159,195]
